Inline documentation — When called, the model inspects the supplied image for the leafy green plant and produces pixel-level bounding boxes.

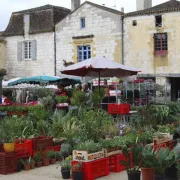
[45,150,56,159]
[21,157,33,165]
[56,96,69,103]
[70,90,86,107]
[58,159,71,170]
[60,143,72,155]
[91,88,105,106]
[33,152,43,162]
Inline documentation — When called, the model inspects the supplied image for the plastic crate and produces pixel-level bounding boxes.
[54,145,61,152]
[72,158,109,180]
[0,152,17,175]
[109,153,126,172]
[31,136,53,151]
[108,104,130,115]
[14,139,32,158]
[153,143,167,151]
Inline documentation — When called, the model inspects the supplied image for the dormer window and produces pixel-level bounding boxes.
[155,15,162,27]
[80,18,85,29]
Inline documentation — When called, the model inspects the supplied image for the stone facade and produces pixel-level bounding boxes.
[124,12,180,76]
[0,42,5,69]
[56,3,122,75]
[5,33,55,79]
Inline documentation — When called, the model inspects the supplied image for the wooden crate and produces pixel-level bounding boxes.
[73,150,104,162]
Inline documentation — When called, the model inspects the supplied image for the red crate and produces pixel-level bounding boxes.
[14,139,32,158]
[0,152,17,175]
[72,158,109,180]
[153,143,167,151]
[54,145,61,152]
[31,136,53,151]
[108,104,130,115]
[109,153,126,172]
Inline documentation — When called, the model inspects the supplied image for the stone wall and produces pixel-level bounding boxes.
[0,42,5,69]
[5,32,55,79]
[124,12,180,76]
[56,3,122,75]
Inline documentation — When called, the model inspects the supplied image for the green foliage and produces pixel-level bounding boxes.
[33,152,42,162]
[70,90,86,107]
[75,140,102,154]
[91,88,105,106]
[157,124,174,134]
[40,95,54,109]
[0,105,27,112]
[59,159,71,170]
[30,88,53,99]
[45,150,56,159]
[60,143,72,155]
[55,96,69,103]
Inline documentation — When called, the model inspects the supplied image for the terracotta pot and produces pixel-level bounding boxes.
[36,161,42,167]
[43,158,49,166]
[141,168,155,180]
[50,158,56,164]
[3,142,14,152]
[30,162,35,169]
[24,164,31,170]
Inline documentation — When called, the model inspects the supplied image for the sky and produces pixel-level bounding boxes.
[0,0,168,31]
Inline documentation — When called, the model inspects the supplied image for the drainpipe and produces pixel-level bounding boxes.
[121,15,124,65]
[54,30,57,76]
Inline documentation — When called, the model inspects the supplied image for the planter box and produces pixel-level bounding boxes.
[0,152,17,175]
[14,139,32,158]
[104,149,122,157]
[72,158,109,180]
[73,150,104,162]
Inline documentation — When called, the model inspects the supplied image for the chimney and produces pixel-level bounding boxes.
[136,0,152,11]
[121,7,124,13]
[71,0,81,11]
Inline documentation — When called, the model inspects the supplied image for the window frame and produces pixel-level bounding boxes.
[155,15,162,27]
[80,17,85,29]
[77,45,91,62]
[154,33,168,56]
[24,41,32,60]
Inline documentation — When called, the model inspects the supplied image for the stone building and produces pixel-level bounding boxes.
[0,32,6,69]
[55,1,124,75]
[3,5,70,78]
[124,0,180,100]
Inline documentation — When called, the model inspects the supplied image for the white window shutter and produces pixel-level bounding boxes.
[32,40,37,61]
[17,42,22,61]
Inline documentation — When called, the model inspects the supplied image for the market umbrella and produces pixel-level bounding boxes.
[8,75,80,86]
[61,56,140,102]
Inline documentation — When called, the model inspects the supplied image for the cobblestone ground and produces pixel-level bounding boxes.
[0,165,127,180]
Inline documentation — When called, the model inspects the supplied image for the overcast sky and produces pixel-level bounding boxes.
[0,0,168,31]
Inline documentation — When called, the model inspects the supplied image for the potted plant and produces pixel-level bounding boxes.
[43,151,50,166]
[153,148,178,180]
[60,143,72,159]
[34,152,43,167]
[59,159,71,179]
[72,162,83,180]
[45,150,56,164]
[3,134,15,153]
[56,152,63,162]
[21,157,31,170]
[30,158,35,169]
[120,143,143,180]
[141,146,156,180]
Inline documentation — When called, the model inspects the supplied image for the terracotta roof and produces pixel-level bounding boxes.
[71,1,124,15]
[3,5,70,36]
[125,0,180,17]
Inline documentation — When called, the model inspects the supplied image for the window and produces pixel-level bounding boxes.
[154,33,168,55]
[132,20,137,26]
[155,15,162,27]
[77,45,91,62]
[24,41,32,59]
[80,18,85,29]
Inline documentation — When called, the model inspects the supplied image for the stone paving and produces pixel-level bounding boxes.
[0,165,127,180]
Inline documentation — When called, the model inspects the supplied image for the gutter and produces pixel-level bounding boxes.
[54,30,57,76]
[121,16,124,65]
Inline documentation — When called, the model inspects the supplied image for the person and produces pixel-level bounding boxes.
[2,94,11,104]
[56,84,67,96]
[75,84,82,91]
[82,83,92,106]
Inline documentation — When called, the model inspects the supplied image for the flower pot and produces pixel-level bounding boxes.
[127,171,141,180]
[43,158,49,166]
[165,165,178,180]
[30,162,35,169]
[141,168,155,180]
[61,169,70,179]
[36,161,42,167]
[24,164,31,170]
[50,158,56,164]
[72,171,83,180]
[155,174,165,180]
[3,142,14,152]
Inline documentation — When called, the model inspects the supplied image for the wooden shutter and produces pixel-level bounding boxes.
[17,42,22,61]
[31,40,37,61]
